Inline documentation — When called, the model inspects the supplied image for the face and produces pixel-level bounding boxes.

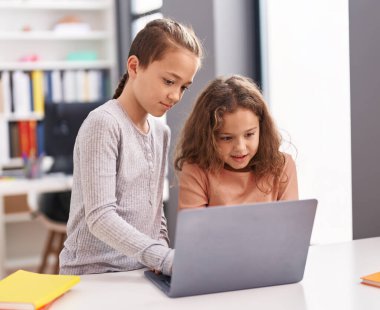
[216,107,260,170]
[130,48,199,117]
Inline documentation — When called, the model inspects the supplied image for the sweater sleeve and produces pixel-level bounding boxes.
[77,112,173,275]
[178,163,209,209]
[277,153,299,200]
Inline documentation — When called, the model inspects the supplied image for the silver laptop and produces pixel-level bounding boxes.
[145,199,317,298]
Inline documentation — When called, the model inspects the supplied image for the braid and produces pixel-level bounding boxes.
[112,72,128,99]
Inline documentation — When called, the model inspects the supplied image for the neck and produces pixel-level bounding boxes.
[118,83,149,133]
[223,164,252,173]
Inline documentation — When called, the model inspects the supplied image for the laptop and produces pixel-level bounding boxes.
[145,199,317,298]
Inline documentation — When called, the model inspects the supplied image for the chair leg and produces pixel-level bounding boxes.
[38,231,55,273]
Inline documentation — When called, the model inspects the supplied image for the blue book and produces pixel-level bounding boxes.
[44,71,53,104]
[36,121,44,156]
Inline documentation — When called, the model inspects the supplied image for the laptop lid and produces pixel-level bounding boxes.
[147,199,317,298]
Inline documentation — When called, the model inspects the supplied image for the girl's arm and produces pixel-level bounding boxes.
[178,163,209,209]
[158,210,170,247]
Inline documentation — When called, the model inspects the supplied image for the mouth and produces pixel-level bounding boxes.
[231,154,248,162]
[160,102,173,110]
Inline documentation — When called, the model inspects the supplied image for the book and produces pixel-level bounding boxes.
[0,71,12,116]
[12,71,32,116]
[361,272,380,288]
[9,121,20,158]
[32,70,45,115]
[0,270,80,310]
[0,119,10,164]
[51,70,63,103]
[28,120,37,157]
[18,121,30,158]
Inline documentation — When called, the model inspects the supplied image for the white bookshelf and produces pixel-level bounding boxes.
[0,31,109,40]
[0,0,117,164]
[0,0,117,273]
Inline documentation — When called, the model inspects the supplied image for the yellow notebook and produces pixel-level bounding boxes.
[361,272,380,288]
[0,270,80,309]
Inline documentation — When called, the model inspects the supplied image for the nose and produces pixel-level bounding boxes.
[167,88,182,104]
[234,137,247,152]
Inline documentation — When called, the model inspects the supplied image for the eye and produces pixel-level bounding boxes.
[219,136,232,141]
[246,132,255,138]
[163,78,174,85]
[181,85,189,92]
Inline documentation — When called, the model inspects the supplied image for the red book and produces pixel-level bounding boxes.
[28,120,37,157]
[18,121,30,158]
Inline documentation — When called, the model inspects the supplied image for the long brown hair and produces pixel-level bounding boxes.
[113,18,203,99]
[174,75,286,192]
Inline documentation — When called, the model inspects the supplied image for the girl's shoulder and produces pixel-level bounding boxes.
[181,161,207,177]
[281,152,297,172]
[80,100,122,132]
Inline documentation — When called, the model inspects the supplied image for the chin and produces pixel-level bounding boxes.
[150,110,166,118]
[228,163,249,170]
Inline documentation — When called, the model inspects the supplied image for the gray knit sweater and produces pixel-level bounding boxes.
[59,100,174,275]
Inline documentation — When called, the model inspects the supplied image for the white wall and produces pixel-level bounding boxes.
[261,0,351,244]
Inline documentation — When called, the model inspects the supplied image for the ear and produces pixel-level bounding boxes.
[126,55,139,79]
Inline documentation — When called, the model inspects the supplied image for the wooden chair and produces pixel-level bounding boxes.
[36,212,67,274]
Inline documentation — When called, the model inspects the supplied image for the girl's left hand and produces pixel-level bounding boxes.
[151,269,161,275]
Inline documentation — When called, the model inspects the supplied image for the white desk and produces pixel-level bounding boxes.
[0,174,72,278]
[51,237,380,310]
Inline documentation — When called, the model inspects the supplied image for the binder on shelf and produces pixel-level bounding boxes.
[9,122,20,158]
[12,71,32,116]
[0,120,10,164]
[87,69,102,102]
[51,70,63,103]
[0,71,12,116]
[62,70,76,103]
[18,121,30,158]
[36,121,44,157]
[44,71,53,104]
[32,70,45,115]
[28,120,37,157]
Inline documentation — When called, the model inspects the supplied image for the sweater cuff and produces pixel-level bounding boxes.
[161,249,175,276]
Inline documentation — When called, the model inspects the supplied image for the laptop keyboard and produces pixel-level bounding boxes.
[159,274,172,287]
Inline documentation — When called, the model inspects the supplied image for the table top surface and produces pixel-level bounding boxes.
[0,174,72,195]
[50,237,380,310]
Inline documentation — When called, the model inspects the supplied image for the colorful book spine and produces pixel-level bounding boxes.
[28,120,37,157]
[32,70,45,115]
[18,121,30,158]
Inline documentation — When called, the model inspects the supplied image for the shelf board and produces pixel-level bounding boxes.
[0,0,111,10]
[0,60,114,70]
[0,31,109,41]
[6,113,44,122]
[4,212,33,223]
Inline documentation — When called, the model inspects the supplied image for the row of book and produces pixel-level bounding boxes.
[0,69,109,117]
[8,120,44,159]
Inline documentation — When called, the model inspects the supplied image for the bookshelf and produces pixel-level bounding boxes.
[0,0,117,166]
[0,0,117,273]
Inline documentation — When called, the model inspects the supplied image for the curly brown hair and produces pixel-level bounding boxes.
[113,18,203,99]
[174,75,286,192]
